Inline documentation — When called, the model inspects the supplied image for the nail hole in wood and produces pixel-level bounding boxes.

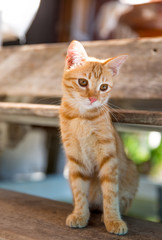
[153,48,157,53]
[151,48,158,55]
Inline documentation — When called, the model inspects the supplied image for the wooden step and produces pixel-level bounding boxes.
[0,102,162,130]
[0,189,161,240]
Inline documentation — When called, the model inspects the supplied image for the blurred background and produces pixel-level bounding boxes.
[0,0,162,223]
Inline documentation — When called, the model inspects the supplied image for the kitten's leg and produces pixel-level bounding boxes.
[99,155,128,235]
[66,159,90,228]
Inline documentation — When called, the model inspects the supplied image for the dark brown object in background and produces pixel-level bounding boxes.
[158,186,162,222]
[46,127,60,174]
[57,0,73,42]
[26,0,73,44]
[26,0,60,44]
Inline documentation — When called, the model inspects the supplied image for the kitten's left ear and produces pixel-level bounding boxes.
[104,55,128,76]
[65,40,88,69]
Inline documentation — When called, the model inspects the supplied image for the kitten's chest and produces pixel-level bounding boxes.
[72,118,101,154]
[77,121,98,172]
[70,118,97,138]
[70,118,97,153]
[68,117,112,173]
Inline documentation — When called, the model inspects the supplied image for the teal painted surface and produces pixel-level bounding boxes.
[0,174,73,203]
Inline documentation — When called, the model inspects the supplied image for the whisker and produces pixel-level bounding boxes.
[101,104,110,124]
[106,104,122,128]
[107,103,124,118]
[33,97,61,105]
[109,109,119,123]
[108,102,121,110]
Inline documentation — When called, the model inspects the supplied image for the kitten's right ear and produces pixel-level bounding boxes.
[65,40,88,69]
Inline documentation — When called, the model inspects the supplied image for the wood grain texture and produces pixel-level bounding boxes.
[111,109,162,126]
[0,102,60,126]
[0,37,162,100]
[0,189,161,240]
[0,102,59,118]
[0,102,162,128]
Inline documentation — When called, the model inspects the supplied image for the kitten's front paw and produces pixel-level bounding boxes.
[66,213,89,228]
[104,219,128,235]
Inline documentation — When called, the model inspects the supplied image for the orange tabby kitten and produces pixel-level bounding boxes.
[59,40,139,235]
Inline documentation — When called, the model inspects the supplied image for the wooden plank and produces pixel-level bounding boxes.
[0,102,59,118]
[0,189,161,240]
[0,114,59,127]
[111,109,162,126]
[0,102,162,129]
[0,37,162,101]
[0,102,60,126]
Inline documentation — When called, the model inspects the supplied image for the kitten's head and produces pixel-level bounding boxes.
[63,40,127,113]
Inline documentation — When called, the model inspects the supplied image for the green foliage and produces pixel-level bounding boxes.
[120,132,151,164]
[150,141,162,177]
[119,131,162,178]
[120,131,162,178]
[151,141,162,165]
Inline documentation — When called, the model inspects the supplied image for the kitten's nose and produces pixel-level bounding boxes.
[89,97,97,104]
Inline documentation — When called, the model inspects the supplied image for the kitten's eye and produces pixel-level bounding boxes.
[78,78,88,87]
[100,84,108,91]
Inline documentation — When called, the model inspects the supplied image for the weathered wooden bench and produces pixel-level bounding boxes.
[0,37,162,239]
[0,189,162,240]
[0,37,162,129]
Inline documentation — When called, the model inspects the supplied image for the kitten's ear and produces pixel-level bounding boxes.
[65,40,88,69]
[104,55,128,76]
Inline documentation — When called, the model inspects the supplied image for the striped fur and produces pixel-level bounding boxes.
[59,41,139,235]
